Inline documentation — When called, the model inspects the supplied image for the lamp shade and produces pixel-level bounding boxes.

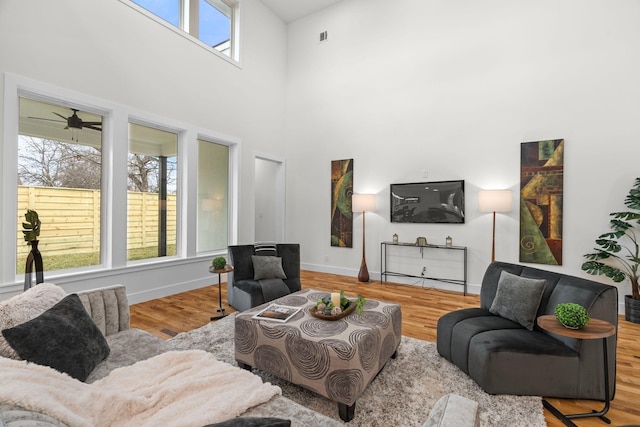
[478,190,512,213]
[352,194,377,212]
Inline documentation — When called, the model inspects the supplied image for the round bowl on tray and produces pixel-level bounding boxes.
[309,300,357,320]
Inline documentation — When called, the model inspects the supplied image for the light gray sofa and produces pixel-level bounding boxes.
[437,261,618,400]
[0,284,340,427]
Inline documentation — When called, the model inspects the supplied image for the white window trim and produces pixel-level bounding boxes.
[1,73,239,287]
[119,0,242,67]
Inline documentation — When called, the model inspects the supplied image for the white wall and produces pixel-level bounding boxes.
[0,0,287,301]
[284,0,640,309]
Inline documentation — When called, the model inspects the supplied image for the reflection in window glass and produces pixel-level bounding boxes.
[17,97,103,273]
[197,140,228,252]
[128,123,178,261]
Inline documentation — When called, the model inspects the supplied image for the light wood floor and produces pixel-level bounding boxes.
[130,270,640,426]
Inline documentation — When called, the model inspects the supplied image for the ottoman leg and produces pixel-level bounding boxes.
[338,402,356,422]
[237,361,252,371]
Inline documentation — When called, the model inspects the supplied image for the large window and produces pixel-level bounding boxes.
[128,123,178,262]
[5,76,237,287]
[17,97,103,273]
[131,0,238,60]
[197,139,229,252]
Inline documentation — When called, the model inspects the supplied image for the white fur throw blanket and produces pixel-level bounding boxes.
[0,350,281,427]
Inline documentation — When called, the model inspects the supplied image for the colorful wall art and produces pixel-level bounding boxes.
[520,139,564,265]
[331,159,353,247]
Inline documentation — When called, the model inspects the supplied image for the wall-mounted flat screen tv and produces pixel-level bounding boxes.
[390,180,465,224]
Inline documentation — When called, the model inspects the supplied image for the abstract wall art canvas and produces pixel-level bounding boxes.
[520,139,564,265]
[331,159,353,247]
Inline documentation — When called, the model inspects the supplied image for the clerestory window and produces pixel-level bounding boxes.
[129,0,238,61]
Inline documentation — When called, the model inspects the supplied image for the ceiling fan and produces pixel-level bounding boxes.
[29,109,102,132]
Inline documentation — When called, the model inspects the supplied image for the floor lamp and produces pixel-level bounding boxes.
[352,194,376,282]
[478,190,512,262]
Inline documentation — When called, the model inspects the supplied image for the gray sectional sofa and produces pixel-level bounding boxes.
[0,284,340,426]
[437,261,618,400]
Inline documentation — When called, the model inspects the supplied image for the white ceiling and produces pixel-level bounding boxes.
[260,0,344,23]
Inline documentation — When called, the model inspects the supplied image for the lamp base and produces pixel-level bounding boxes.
[358,257,370,283]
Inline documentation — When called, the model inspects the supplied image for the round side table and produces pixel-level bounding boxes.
[209,265,233,321]
[537,314,616,426]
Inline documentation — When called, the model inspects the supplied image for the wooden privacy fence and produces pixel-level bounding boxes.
[17,186,176,258]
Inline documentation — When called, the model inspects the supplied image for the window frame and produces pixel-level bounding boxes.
[17,98,106,273]
[122,0,242,65]
[2,73,239,287]
[196,137,231,253]
[126,120,181,265]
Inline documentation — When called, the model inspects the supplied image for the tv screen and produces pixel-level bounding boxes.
[390,180,465,224]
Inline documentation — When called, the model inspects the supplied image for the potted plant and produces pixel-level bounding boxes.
[211,256,227,271]
[582,177,640,323]
[555,303,590,329]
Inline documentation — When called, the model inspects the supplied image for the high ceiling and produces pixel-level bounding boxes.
[260,0,344,23]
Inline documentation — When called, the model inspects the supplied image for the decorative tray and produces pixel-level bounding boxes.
[309,300,357,320]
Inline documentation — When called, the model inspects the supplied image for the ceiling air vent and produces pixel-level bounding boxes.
[319,31,328,42]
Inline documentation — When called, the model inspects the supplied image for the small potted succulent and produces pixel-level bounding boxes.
[555,303,590,329]
[211,256,227,271]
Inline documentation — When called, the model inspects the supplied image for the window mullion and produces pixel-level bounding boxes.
[186,0,199,38]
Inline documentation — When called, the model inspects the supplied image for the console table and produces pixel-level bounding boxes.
[380,241,467,295]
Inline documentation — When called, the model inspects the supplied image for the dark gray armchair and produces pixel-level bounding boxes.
[227,244,301,312]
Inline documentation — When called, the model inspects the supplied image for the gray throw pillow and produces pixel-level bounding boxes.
[489,271,546,331]
[1,293,110,381]
[252,255,287,280]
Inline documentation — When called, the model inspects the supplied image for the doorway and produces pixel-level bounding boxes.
[254,155,285,243]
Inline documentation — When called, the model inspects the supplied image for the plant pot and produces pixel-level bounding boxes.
[624,295,640,324]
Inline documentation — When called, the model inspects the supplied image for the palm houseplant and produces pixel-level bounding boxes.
[582,177,640,323]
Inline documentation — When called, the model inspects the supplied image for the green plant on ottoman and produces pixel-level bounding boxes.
[211,257,227,271]
[555,303,590,329]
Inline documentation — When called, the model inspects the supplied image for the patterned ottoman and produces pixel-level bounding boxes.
[234,289,402,422]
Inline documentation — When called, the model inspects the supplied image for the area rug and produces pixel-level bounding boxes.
[169,314,546,427]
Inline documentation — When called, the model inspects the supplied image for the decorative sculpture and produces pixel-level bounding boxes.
[23,209,44,291]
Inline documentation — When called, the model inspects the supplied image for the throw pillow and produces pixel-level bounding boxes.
[204,417,291,427]
[0,283,67,359]
[252,255,287,280]
[489,271,546,331]
[2,293,110,381]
